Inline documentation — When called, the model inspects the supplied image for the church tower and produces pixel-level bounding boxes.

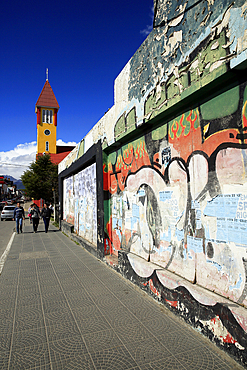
[35,70,59,155]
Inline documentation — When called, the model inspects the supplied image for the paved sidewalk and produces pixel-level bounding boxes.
[0,221,244,369]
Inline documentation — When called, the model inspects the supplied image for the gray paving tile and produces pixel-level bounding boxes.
[41,291,65,302]
[83,328,123,351]
[17,292,41,307]
[9,343,51,370]
[12,327,47,349]
[0,350,11,370]
[172,347,234,370]
[70,303,102,319]
[14,305,45,332]
[0,333,12,352]
[89,346,138,369]
[143,316,182,337]
[0,297,16,311]
[49,341,94,370]
[43,304,74,326]
[75,314,112,334]
[117,324,153,344]
[0,309,15,335]
[123,337,176,366]
[46,322,81,341]
[141,356,187,369]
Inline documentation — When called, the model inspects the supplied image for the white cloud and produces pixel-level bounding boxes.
[140,6,154,36]
[0,140,78,180]
[0,142,37,180]
[56,139,78,146]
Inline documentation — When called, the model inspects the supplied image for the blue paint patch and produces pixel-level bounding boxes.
[205,225,210,240]
[132,204,140,218]
[131,217,139,230]
[159,191,173,202]
[166,244,172,254]
[156,244,169,255]
[160,228,171,242]
[79,223,85,232]
[175,228,184,241]
[216,217,247,245]
[229,274,242,290]
[204,194,239,218]
[115,229,122,243]
[138,189,145,197]
[206,259,222,272]
[187,236,203,253]
[112,217,118,229]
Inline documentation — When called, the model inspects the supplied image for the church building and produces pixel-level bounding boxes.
[35,71,75,164]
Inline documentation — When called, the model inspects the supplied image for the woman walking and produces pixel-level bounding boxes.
[40,203,52,233]
[30,203,40,233]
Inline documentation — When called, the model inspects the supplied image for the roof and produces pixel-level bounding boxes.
[37,152,72,165]
[35,80,59,109]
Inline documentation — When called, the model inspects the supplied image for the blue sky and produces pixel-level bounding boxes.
[0,0,153,178]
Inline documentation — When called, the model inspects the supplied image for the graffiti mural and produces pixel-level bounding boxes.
[63,163,97,246]
[104,80,247,307]
[101,80,247,364]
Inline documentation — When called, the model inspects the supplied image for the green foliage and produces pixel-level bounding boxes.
[21,154,58,203]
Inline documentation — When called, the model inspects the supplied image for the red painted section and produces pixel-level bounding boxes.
[54,109,57,126]
[36,108,41,126]
[165,299,178,308]
[148,279,160,296]
[33,199,44,208]
[222,333,237,344]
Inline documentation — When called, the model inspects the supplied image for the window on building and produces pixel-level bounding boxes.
[45,142,49,151]
[42,110,53,124]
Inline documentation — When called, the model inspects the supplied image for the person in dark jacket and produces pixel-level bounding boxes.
[13,202,25,234]
[40,203,52,233]
[30,203,40,233]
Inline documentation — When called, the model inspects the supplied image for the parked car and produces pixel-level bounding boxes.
[0,201,7,211]
[1,205,16,221]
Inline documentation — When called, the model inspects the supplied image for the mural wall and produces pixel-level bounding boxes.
[63,163,97,246]
[104,80,247,307]
[58,0,247,364]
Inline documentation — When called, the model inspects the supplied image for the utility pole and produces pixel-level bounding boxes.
[52,188,55,222]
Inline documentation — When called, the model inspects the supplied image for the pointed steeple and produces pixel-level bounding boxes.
[35,80,59,109]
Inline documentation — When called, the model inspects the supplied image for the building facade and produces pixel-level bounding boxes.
[58,0,247,365]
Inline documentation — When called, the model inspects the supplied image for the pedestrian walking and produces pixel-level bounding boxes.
[28,205,32,224]
[40,203,52,233]
[13,202,25,234]
[30,203,40,233]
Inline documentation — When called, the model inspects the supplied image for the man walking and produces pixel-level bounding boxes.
[40,203,52,233]
[13,202,25,234]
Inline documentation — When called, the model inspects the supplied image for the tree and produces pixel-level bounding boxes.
[21,154,58,203]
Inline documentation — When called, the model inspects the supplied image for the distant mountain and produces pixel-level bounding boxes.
[1,175,25,189]
[15,180,25,190]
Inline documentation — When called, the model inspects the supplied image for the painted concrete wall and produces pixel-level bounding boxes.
[58,0,247,365]
[63,163,97,246]
[105,79,247,305]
